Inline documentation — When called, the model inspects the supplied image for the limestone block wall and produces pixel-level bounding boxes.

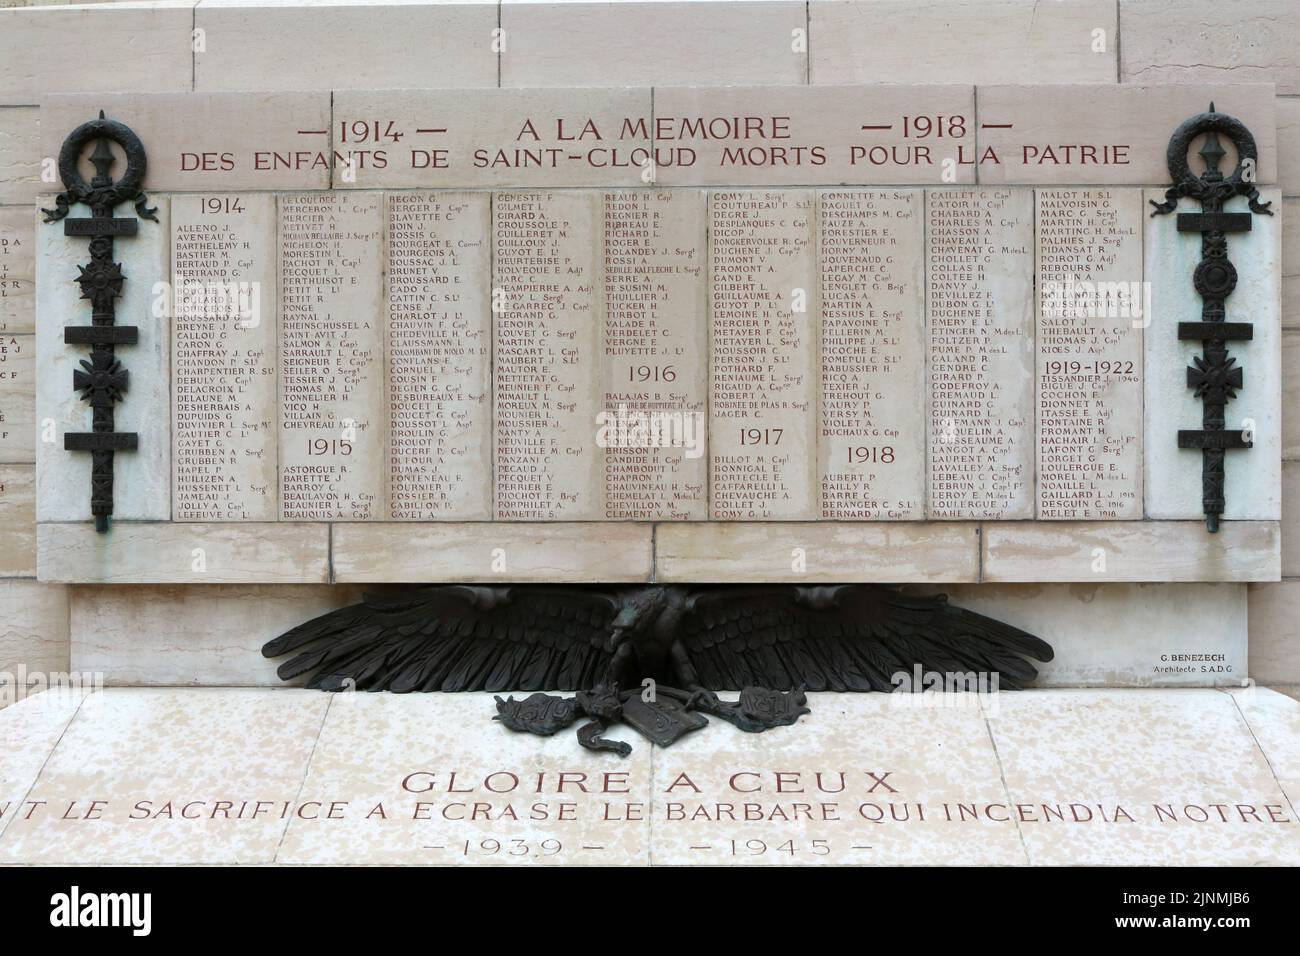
[0,0,1297,699]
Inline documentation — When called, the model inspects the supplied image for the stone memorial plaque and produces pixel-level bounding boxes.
[18,81,1287,589]
[0,207,34,335]
[278,193,385,521]
[926,188,1034,519]
[600,189,707,521]
[709,190,817,520]
[386,192,492,521]
[1036,189,1144,520]
[818,190,925,520]
[171,194,278,521]
[0,332,33,465]
[493,191,602,521]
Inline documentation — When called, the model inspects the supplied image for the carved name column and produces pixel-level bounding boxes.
[1035,189,1143,519]
[709,190,817,520]
[600,190,707,521]
[278,193,385,520]
[817,189,924,520]
[172,194,278,520]
[386,192,491,520]
[0,332,32,464]
[493,191,601,520]
[0,208,33,337]
[926,188,1034,519]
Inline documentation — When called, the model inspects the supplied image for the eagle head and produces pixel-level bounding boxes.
[606,587,670,652]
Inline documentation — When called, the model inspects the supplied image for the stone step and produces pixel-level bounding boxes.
[0,686,1296,866]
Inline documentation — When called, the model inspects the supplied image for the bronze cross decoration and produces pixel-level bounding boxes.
[1151,103,1272,532]
[43,113,156,533]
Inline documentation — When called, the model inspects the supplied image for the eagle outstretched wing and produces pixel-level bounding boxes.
[679,586,1052,692]
[262,586,621,693]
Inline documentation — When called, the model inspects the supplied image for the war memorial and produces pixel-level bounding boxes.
[0,0,1297,903]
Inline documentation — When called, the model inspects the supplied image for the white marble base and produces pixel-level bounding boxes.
[0,687,1296,866]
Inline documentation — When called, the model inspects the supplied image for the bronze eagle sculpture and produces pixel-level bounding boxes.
[263,584,1052,754]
